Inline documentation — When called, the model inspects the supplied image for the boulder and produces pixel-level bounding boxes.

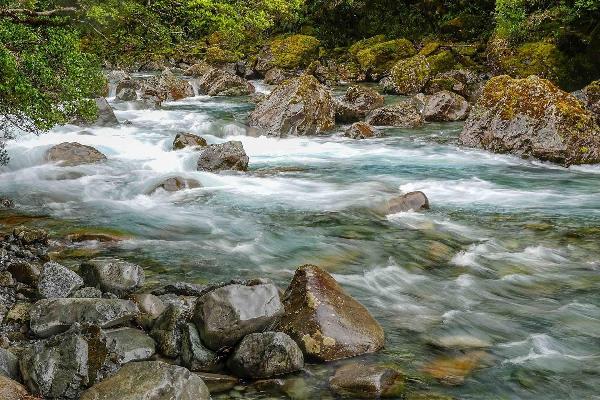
[355,39,416,79]
[0,349,19,380]
[0,375,31,400]
[173,133,208,150]
[150,304,188,358]
[579,80,600,118]
[143,69,194,101]
[37,261,84,299]
[12,226,48,245]
[349,35,387,58]
[227,332,304,379]
[413,91,470,122]
[149,177,201,194]
[383,192,430,214]
[248,75,335,137]
[264,68,296,85]
[366,102,424,127]
[152,282,209,297]
[193,282,284,350]
[72,287,103,298]
[459,75,600,166]
[275,265,384,362]
[388,52,456,95]
[46,142,107,166]
[116,87,137,102]
[194,372,238,393]
[186,62,254,96]
[345,122,377,139]
[181,323,220,372]
[80,361,209,400]
[130,293,166,329]
[256,35,320,73]
[104,327,156,363]
[336,85,385,123]
[196,141,249,172]
[424,69,484,101]
[90,98,119,127]
[80,258,145,297]
[7,261,40,285]
[329,363,406,398]
[29,298,138,338]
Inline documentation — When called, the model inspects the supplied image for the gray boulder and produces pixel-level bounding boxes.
[92,98,119,127]
[329,363,406,398]
[413,91,470,122]
[131,293,166,329]
[71,287,103,298]
[186,62,255,96]
[142,69,194,102]
[173,133,208,150]
[366,102,424,127]
[80,258,145,297]
[29,298,138,338]
[0,348,19,380]
[335,85,385,123]
[116,87,137,101]
[46,142,107,167]
[196,141,249,172]
[383,191,430,214]
[104,327,156,363]
[227,332,304,379]
[345,122,378,140]
[181,323,220,372]
[38,261,84,299]
[150,304,188,358]
[79,361,210,400]
[193,282,284,350]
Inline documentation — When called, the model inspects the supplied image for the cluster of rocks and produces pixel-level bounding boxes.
[1,225,422,399]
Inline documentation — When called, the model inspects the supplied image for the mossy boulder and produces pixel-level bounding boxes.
[500,42,567,85]
[258,35,321,72]
[459,75,600,166]
[348,35,387,57]
[355,39,416,78]
[204,47,239,65]
[387,50,458,95]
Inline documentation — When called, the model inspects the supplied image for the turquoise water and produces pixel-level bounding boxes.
[1,85,600,399]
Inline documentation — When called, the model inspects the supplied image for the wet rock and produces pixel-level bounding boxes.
[71,287,103,298]
[0,375,32,400]
[104,327,156,363]
[91,98,120,127]
[106,70,129,86]
[46,142,107,166]
[12,226,48,245]
[264,68,296,85]
[79,361,210,400]
[329,363,406,398]
[424,69,484,101]
[194,372,238,393]
[248,75,335,137]
[193,282,284,350]
[7,261,40,285]
[1,197,14,208]
[116,87,137,102]
[459,75,600,166]
[413,91,470,122]
[227,332,304,379]
[427,335,491,350]
[196,141,249,172]
[186,62,255,96]
[366,102,424,127]
[138,87,163,109]
[335,85,385,123]
[143,69,194,101]
[0,348,19,380]
[153,282,208,297]
[80,257,145,297]
[580,80,600,118]
[29,298,138,338]
[150,304,188,358]
[384,191,430,214]
[275,265,384,362]
[345,122,377,139]
[37,261,84,299]
[149,177,201,194]
[421,351,486,385]
[173,132,208,150]
[181,323,220,372]
[131,293,166,329]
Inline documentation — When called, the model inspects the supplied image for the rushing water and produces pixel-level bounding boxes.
[1,82,600,399]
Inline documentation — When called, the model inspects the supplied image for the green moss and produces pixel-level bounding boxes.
[204,46,239,64]
[419,42,441,57]
[356,38,416,75]
[501,41,567,84]
[427,50,457,74]
[271,35,321,69]
[390,55,431,95]
[348,35,386,57]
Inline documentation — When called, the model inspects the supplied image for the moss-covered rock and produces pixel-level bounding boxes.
[348,35,387,57]
[500,41,567,83]
[269,35,321,70]
[356,39,416,77]
[459,75,600,166]
[427,50,457,74]
[204,47,239,65]
[388,55,431,95]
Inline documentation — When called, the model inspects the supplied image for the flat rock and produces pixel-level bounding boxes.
[37,261,84,299]
[149,177,201,194]
[330,363,406,398]
[196,141,249,172]
[104,327,156,363]
[46,142,107,166]
[80,258,145,297]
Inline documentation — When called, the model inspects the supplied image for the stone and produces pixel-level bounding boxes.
[5,303,31,325]
[116,87,137,101]
[383,192,430,214]
[366,102,424,127]
[193,282,284,350]
[227,332,304,379]
[194,372,238,393]
[0,375,31,400]
[80,258,145,297]
[0,348,19,380]
[248,75,335,137]
[336,85,385,123]
[424,69,483,101]
[264,68,295,85]
[79,361,210,400]
[413,91,470,122]
[150,304,188,358]
[256,35,320,73]
[7,261,40,285]
[275,265,384,362]
[72,287,103,298]
[0,197,14,208]
[388,55,431,95]
[355,38,416,78]
[46,142,107,166]
[104,327,156,363]
[12,226,48,245]
[345,122,377,140]
[329,363,406,398]
[91,98,119,127]
[29,298,138,338]
[459,75,600,166]
[143,69,194,101]
[421,351,486,386]
[173,133,208,150]
[130,293,166,329]
[186,62,255,96]
[181,323,220,372]
[149,177,201,193]
[196,141,249,172]
[37,261,84,299]
[152,282,208,297]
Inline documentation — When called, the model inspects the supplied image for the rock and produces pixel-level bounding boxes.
[186,62,255,96]
[173,133,208,150]
[248,75,335,137]
[0,349,19,380]
[204,46,239,67]
[150,304,188,358]
[29,298,138,338]
[149,177,201,194]
[193,282,284,350]
[329,363,406,398]
[5,303,31,325]
[366,102,424,127]
[388,52,456,95]
[345,122,377,139]
[90,98,119,127]
[421,351,486,386]
[37,261,84,299]
[139,87,163,109]
[0,375,31,400]
[459,75,600,166]
[7,261,40,285]
[1,197,14,208]
[264,68,296,85]
[80,258,145,297]
[116,87,137,101]
[80,361,209,400]
[579,80,600,118]
[196,141,249,172]
[227,332,304,379]
[335,85,385,123]
[194,372,238,393]
[72,287,103,298]
[143,69,194,101]
[383,192,430,214]
[424,69,483,101]
[349,35,387,58]
[104,327,156,363]
[256,35,320,73]
[181,323,220,372]
[12,226,48,245]
[355,39,416,79]
[275,265,384,362]
[153,282,208,297]
[413,91,470,122]
[106,70,129,86]
[46,142,107,166]
[130,293,166,329]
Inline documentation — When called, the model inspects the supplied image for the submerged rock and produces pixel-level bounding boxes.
[275,265,384,362]
[366,102,424,127]
[194,372,238,393]
[329,363,406,398]
[459,75,600,166]
[196,141,249,172]
[173,133,208,150]
[336,85,385,123]
[248,75,335,137]
[227,332,304,379]
[80,258,145,297]
[37,261,84,299]
[413,91,470,122]
[46,142,107,167]
[345,122,378,139]
[422,351,487,386]
[149,177,201,194]
[79,361,210,400]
